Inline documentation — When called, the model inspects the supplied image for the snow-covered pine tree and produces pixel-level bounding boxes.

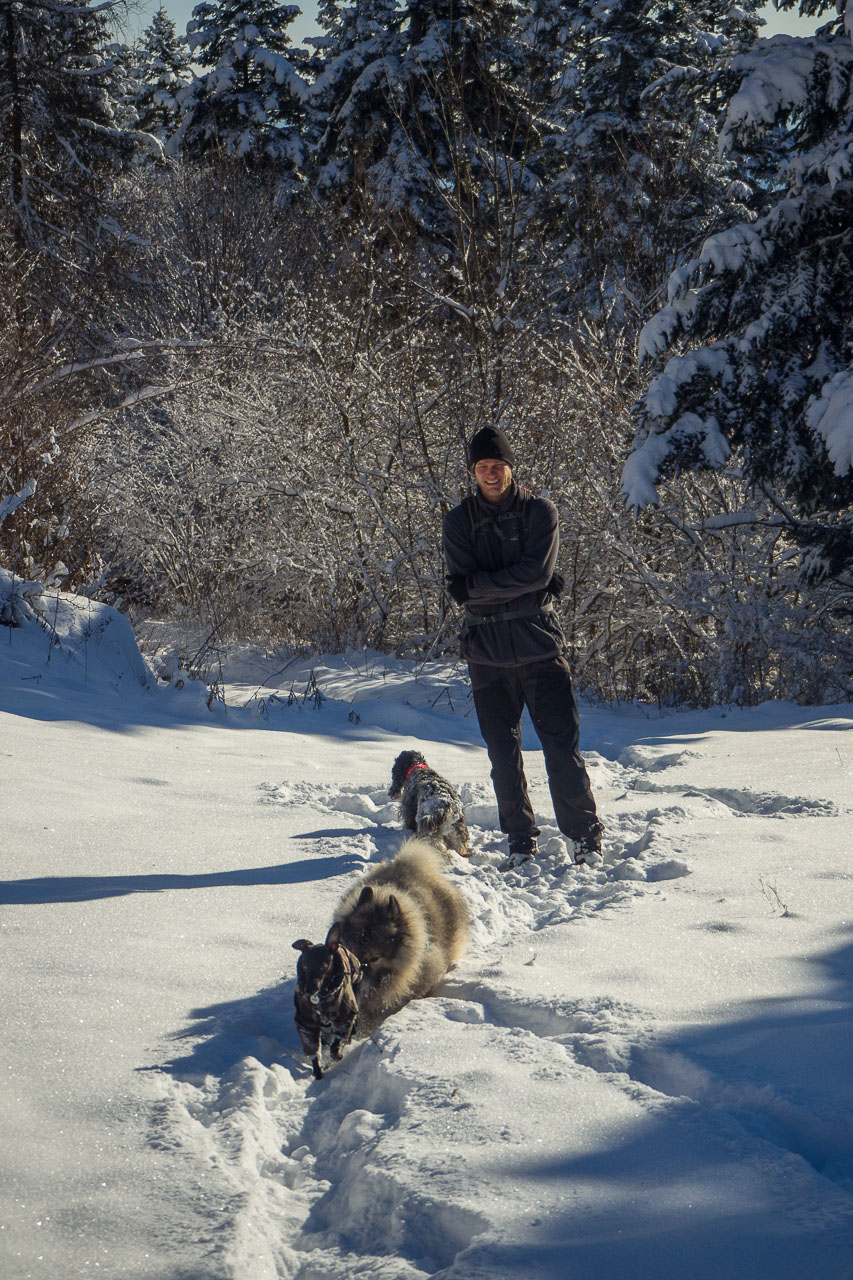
[0,0,133,243]
[172,0,310,172]
[0,0,141,338]
[306,0,405,200]
[309,0,534,241]
[132,5,193,142]
[627,1,853,581]
[0,2,159,584]
[521,0,762,324]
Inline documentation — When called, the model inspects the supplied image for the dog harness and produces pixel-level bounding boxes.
[306,946,362,1008]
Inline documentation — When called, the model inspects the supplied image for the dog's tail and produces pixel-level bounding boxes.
[394,835,452,872]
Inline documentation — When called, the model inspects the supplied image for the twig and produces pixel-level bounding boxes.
[759,876,791,917]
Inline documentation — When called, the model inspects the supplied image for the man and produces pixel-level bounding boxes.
[443,425,602,868]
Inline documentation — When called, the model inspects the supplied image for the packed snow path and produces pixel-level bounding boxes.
[153,754,851,1280]
[1,607,852,1279]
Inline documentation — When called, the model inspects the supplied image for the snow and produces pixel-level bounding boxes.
[637,301,685,365]
[623,404,733,508]
[639,345,733,423]
[0,481,37,528]
[723,37,821,140]
[723,31,853,142]
[620,429,673,508]
[2,582,853,1279]
[695,224,771,277]
[251,47,312,100]
[806,370,853,477]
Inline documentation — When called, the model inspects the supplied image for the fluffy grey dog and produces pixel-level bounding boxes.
[333,838,469,1032]
[389,749,470,856]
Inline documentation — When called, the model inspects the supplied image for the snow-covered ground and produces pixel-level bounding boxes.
[2,578,852,1279]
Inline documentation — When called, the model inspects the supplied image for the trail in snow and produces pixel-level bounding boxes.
[150,743,851,1280]
[3,587,851,1278]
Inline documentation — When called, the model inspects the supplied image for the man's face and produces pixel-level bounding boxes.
[474,458,512,503]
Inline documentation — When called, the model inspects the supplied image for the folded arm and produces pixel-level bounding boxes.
[443,500,559,604]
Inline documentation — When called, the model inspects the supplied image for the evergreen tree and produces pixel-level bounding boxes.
[172,0,310,170]
[521,0,762,321]
[308,0,536,240]
[0,0,148,584]
[132,5,193,141]
[627,3,853,581]
[307,0,406,199]
[0,0,131,244]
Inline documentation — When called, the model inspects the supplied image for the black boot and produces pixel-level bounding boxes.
[570,825,604,865]
[506,832,540,868]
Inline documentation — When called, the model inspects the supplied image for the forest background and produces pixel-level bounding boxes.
[126,2,824,44]
[1,0,852,709]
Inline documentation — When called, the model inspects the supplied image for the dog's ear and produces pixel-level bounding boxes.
[325,922,342,951]
[356,886,374,907]
[292,939,314,952]
[388,754,406,798]
[386,895,405,921]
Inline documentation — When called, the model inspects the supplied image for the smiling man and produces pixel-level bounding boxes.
[443,425,602,868]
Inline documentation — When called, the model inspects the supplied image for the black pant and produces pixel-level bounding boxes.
[469,656,599,841]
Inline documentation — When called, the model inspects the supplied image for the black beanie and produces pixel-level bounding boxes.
[468,426,515,469]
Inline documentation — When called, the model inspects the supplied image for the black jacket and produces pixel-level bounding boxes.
[443,482,566,666]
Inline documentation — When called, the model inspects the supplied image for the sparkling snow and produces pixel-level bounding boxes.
[1,582,852,1279]
[806,370,853,477]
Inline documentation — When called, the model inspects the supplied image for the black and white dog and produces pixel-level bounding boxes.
[388,749,470,856]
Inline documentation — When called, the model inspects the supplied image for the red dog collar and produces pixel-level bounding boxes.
[405,762,430,782]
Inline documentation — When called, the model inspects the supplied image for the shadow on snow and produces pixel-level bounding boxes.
[0,849,367,905]
[458,934,853,1280]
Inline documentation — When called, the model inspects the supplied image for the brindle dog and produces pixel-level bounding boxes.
[292,922,362,1079]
